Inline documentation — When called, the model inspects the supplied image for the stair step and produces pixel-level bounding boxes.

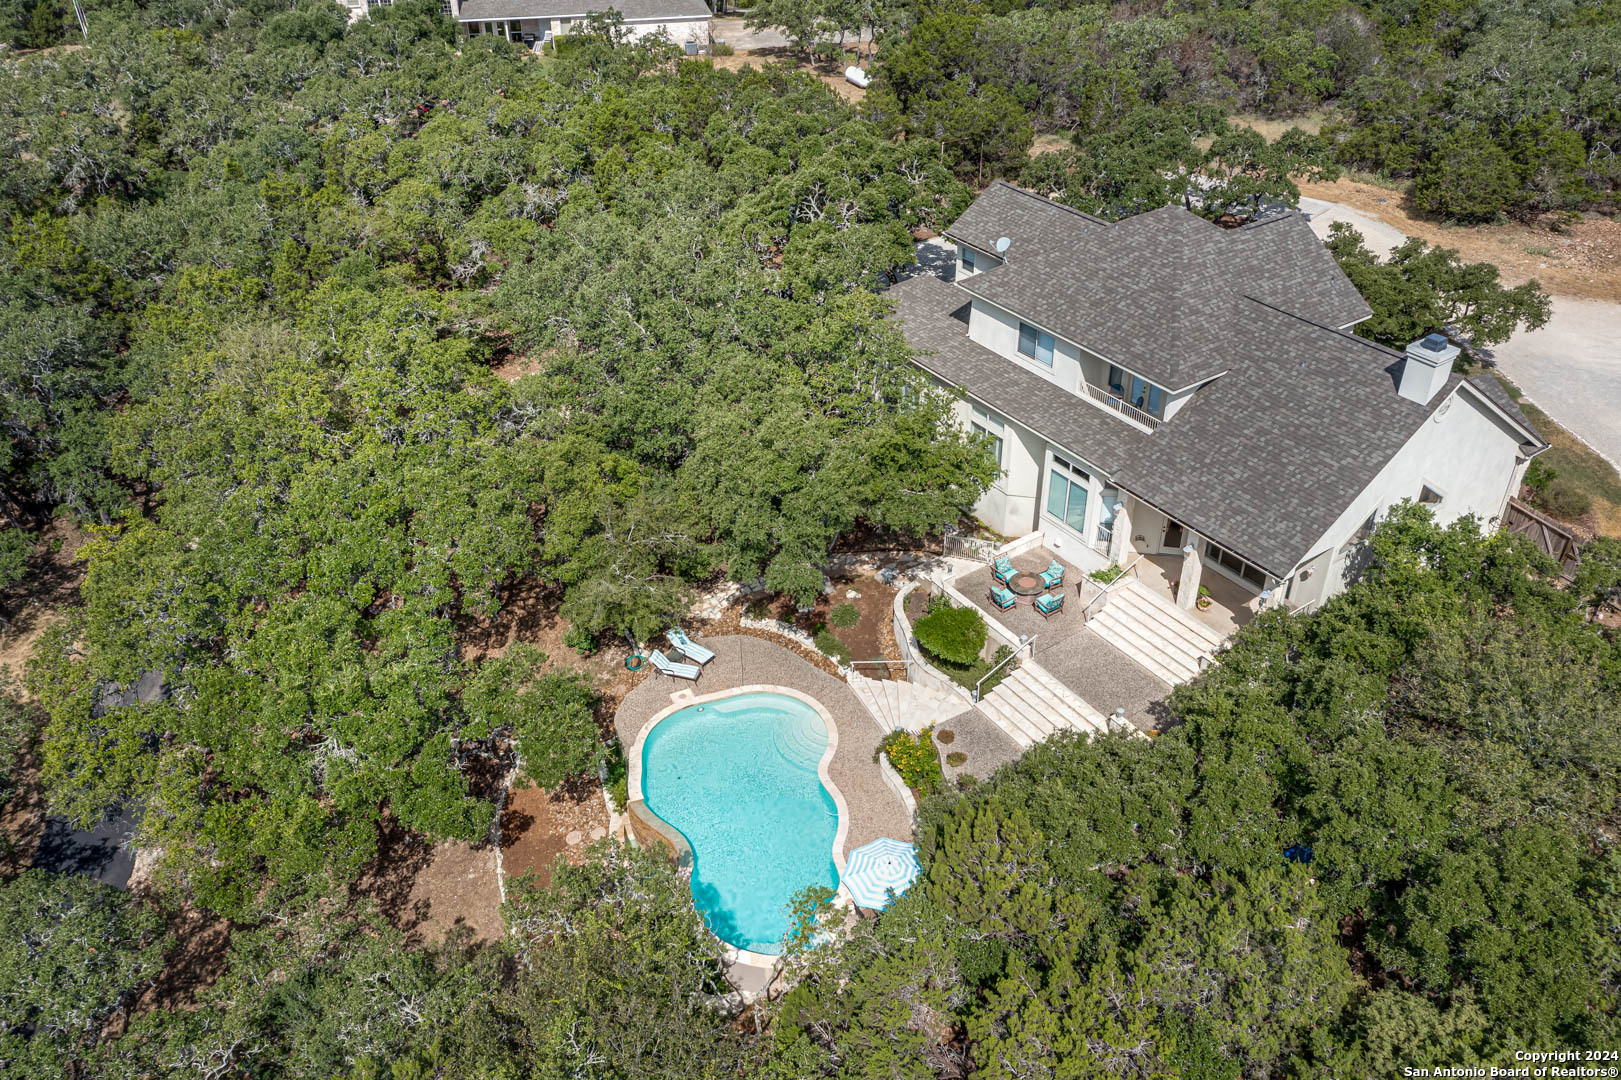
[1017,664,1111,734]
[1091,612,1198,685]
[1084,581,1224,686]
[1006,668,1108,737]
[973,693,1047,747]
[1114,582,1227,649]
[1096,593,1215,668]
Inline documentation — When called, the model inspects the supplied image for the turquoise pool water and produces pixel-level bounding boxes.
[641,691,840,955]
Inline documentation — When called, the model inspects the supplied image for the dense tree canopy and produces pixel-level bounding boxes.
[758,0,1621,220]
[4,0,994,920]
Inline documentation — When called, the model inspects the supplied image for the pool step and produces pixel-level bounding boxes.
[847,673,971,734]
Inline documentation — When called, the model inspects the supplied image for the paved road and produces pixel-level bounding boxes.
[1298,197,1621,467]
[1484,299,1621,468]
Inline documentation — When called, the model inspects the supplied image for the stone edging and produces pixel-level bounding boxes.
[625,684,851,969]
[875,752,919,818]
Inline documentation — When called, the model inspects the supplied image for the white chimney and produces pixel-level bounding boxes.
[1399,334,1459,405]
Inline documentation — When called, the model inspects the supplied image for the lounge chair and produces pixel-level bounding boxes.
[1039,560,1065,590]
[666,628,714,665]
[1035,592,1064,619]
[649,649,701,680]
[992,555,1015,586]
[989,585,1016,611]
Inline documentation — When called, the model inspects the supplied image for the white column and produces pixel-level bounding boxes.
[1107,497,1132,564]
[1178,542,1203,610]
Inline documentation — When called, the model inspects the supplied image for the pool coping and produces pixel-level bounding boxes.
[626,683,851,971]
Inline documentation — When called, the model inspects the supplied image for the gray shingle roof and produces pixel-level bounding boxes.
[891,274,1151,478]
[457,0,710,22]
[948,183,1371,389]
[893,199,1544,578]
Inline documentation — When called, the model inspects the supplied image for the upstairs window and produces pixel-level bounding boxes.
[970,404,1004,468]
[1419,484,1443,506]
[1018,322,1055,367]
[961,248,977,274]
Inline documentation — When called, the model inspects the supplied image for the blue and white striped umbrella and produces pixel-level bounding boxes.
[842,837,921,910]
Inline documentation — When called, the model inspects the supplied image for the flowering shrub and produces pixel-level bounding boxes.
[875,727,942,793]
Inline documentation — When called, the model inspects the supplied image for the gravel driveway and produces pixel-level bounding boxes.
[1482,298,1621,468]
[1299,197,1621,466]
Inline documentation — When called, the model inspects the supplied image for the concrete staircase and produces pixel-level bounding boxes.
[975,662,1112,748]
[847,673,971,734]
[1088,579,1226,685]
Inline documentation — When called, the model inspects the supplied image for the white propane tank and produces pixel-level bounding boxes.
[844,66,870,88]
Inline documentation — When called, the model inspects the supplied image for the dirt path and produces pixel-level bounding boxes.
[1297,178,1621,303]
[1295,181,1621,474]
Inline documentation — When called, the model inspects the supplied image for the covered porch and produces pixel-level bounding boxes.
[1133,553,1259,638]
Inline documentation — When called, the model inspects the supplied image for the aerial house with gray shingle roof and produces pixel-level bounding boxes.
[893,182,1546,623]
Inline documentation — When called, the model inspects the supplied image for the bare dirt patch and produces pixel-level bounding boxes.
[1029,133,1071,158]
[130,905,233,1016]
[457,576,640,701]
[706,48,868,102]
[501,777,610,888]
[1229,110,1330,140]
[0,517,88,691]
[1297,177,1621,303]
[351,815,502,945]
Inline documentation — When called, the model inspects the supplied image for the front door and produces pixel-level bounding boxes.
[1162,521,1183,552]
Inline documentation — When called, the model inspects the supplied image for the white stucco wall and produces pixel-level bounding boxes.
[1295,382,1532,602]
[968,299,1085,391]
[952,396,1043,537]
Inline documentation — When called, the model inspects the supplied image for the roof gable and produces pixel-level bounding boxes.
[947,184,1372,388]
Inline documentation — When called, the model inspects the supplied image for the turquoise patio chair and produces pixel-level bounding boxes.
[1039,560,1065,590]
[992,555,1015,586]
[1035,592,1064,619]
[989,585,1016,611]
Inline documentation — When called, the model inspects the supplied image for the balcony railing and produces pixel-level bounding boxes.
[1078,382,1162,430]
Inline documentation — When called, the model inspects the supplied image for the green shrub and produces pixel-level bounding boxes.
[946,751,967,767]
[1524,458,1556,492]
[602,738,627,812]
[924,590,951,615]
[710,40,734,55]
[1088,563,1125,584]
[875,727,942,793]
[914,605,986,666]
[1537,478,1593,520]
[563,623,596,655]
[830,602,860,628]
[745,598,773,619]
[812,624,851,665]
[978,644,1018,694]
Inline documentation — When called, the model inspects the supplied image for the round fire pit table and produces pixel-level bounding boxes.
[1008,572,1044,596]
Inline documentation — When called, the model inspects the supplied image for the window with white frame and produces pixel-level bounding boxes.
[1018,322,1055,367]
[1203,539,1267,589]
[961,248,977,274]
[1044,455,1090,534]
[1418,484,1443,506]
[1105,364,1167,418]
[969,404,1004,469]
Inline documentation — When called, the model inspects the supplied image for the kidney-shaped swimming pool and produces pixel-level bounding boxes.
[639,691,841,955]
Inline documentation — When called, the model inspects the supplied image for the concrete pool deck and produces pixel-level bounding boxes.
[615,634,917,990]
[616,634,915,857]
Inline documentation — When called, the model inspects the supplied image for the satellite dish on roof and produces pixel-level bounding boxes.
[994,236,1011,254]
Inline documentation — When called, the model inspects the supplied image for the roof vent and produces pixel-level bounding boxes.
[1399,334,1460,405]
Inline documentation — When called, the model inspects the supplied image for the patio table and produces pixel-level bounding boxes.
[1008,572,1044,596]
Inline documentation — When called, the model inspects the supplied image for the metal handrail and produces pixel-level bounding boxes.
[1079,552,1146,620]
[974,634,1037,702]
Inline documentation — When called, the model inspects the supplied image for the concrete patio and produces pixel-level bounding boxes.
[952,548,1175,731]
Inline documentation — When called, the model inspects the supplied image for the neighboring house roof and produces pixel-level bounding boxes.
[457,0,711,21]
[946,181,1372,390]
[891,220,1544,578]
